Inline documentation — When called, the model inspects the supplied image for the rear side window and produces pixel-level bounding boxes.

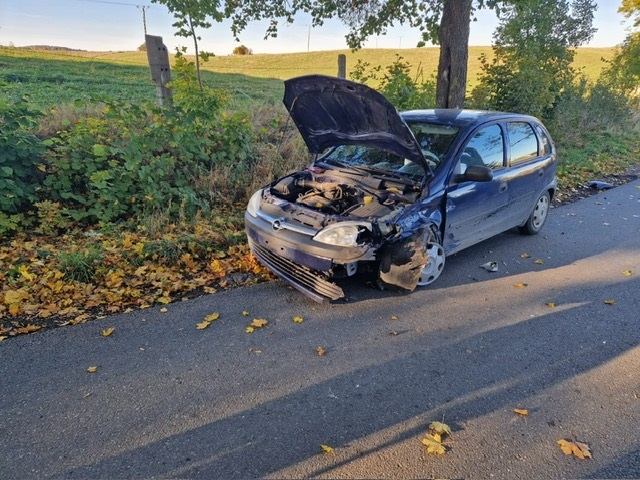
[508,122,538,164]
[461,124,504,170]
[534,124,552,156]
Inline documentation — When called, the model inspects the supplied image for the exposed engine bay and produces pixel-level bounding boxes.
[269,166,421,220]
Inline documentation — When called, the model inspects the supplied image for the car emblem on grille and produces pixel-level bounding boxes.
[272,218,285,231]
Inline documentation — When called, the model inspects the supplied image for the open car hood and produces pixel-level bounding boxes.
[283,75,428,168]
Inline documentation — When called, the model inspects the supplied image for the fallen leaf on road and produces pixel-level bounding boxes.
[604,299,615,305]
[82,392,92,399]
[204,312,220,322]
[422,433,446,455]
[623,270,632,276]
[520,253,531,259]
[558,439,592,459]
[389,330,398,336]
[242,310,249,316]
[514,283,528,288]
[514,408,529,416]
[196,321,211,330]
[390,315,398,321]
[160,307,168,313]
[87,366,98,373]
[429,421,452,435]
[250,318,268,328]
[316,346,326,356]
[245,326,255,333]
[534,259,544,265]
[320,444,335,456]
[293,316,304,323]
[546,302,556,308]
[101,327,115,337]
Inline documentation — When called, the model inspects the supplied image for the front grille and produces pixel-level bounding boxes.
[249,240,344,302]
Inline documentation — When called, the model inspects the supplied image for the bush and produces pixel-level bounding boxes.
[232,45,252,55]
[0,96,49,234]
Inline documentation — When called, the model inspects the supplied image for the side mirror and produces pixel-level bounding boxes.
[454,165,493,183]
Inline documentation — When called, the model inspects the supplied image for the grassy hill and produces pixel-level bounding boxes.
[1,45,615,108]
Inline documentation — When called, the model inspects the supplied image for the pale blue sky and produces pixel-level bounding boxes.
[0,0,633,55]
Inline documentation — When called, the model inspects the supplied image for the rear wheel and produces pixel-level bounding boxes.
[417,229,445,286]
[519,191,550,235]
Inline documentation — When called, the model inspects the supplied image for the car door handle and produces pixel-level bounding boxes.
[499,182,508,192]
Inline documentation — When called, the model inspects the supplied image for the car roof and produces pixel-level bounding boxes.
[400,109,541,129]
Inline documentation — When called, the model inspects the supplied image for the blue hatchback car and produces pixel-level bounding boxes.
[245,75,557,302]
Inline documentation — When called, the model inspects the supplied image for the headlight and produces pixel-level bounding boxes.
[313,222,370,247]
[246,189,262,218]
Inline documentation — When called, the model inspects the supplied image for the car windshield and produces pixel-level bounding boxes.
[320,121,460,178]
[405,121,460,171]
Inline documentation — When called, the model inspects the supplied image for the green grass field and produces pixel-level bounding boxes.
[0,45,615,108]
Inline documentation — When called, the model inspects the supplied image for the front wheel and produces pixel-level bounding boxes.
[417,230,445,287]
[519,191,550,235]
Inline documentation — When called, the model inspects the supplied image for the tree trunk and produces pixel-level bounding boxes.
[436,0,472,108]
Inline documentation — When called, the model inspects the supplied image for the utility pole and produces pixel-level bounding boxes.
[137,5,149,35]
[307,24,311,52]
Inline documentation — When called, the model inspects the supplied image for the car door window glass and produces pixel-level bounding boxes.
[508,122,538,164]
[460,124,504,172]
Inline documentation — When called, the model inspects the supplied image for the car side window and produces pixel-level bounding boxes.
[508,122,538,164]
[534,124,551,156]
[459,124,504,173]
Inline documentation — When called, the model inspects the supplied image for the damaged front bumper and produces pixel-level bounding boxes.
[245,211,375,302]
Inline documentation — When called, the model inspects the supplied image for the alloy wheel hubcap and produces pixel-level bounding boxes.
[417,243,445,286]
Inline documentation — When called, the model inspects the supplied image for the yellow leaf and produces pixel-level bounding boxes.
[320,444,335,456]
[546,302,556,308]
[316,346,326,356]
[196,321,211,330]
[534,259,544,265]
[604,299,615,305]
[87,366,98,373]
[204,312,220,322]
[514,282,528,288]
[623,270,632,276]
[4,289,29,305]
[250,318,268,328]
[9,304,20,315]
[557,439,592,459]
[520,253,531,259]
[101,327,115,337]
[245,326,255,333]
[158,296,172,304]
[390,315,398,321]
[0,336,7,342]
[18,265,35,282]
[514,408,529,416]
[293,316,304,323]
[160,307,168,313]
[422,434,446,455]
[429,421,452,436]
[242,310,249,316]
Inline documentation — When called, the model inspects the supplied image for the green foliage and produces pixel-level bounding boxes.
[470,0,596,118]
[0,97,47,217]
[38,61,256,225]
[350,55,436,110]
[600,33,640,107]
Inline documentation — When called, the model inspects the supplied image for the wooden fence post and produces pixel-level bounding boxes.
[145,35,172,107]
[337,54,346,79]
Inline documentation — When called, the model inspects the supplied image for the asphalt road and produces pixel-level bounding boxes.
[2,180,639,479]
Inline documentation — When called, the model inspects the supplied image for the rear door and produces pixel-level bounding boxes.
[504,121,554,224]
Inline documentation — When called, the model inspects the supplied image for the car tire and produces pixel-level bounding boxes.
[519,191,550,235]
[417,228,445,287]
